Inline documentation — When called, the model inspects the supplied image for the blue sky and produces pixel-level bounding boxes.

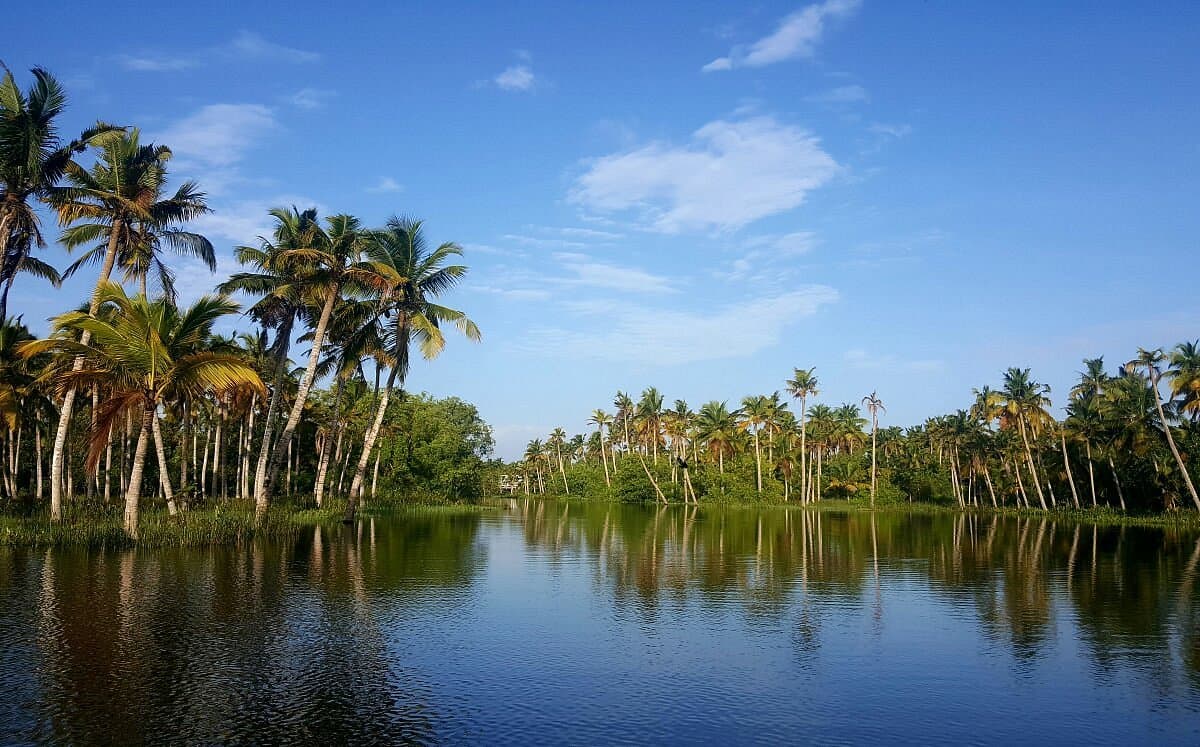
[7,1,1200,458]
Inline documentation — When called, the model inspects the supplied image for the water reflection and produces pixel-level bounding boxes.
[0,511,484,744]
[1,502,1198,743]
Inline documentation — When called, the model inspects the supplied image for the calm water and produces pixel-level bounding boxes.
[1,502,1199,745]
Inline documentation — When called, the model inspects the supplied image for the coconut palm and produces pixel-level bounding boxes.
[0,65,117,323]
[1168,341,1200,422]
[1000,367,1052,510]
[588,409,613,487]
[46,130,204,521]
[1127,348,1200,510]
[862,391,886,507]
[636,387,665,462]
[696,401,738,474]
[21,284,262,536]
[342,218,480,519]
[739,394,772,493]
[254,213,374,517]
[786,367,819,503]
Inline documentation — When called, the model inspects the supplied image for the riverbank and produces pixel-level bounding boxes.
[491,494,1200,530]
[0,497,492,549]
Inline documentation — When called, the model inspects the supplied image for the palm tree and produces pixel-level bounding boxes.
[1127,348,1200,510]
[696,401,738,474]
[739,394,772,493]
[342,218,479,519]
[862,391,885,507]
[254,213,373,517]
[786,367,819,503]
[220,206,320,505]
[1065,394,1103,507]
[46,130,197,521]
[548,427,570,494]
[636,387,664,462]
[588,409,612,487]
[21,284,262,536]
[806,403,836,502]
[613,391,634,460]
[1000,367,1052,510]
[0,65,117,323]
[1168,341,1200,422]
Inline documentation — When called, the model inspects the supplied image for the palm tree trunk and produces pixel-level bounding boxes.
[870,416,878,507]
[50,217,123,522]
[35,424,44,501]
[1151,377,1200,510]
[124,404,154,539]
[258,287,338,517]
[983,464,998,507]
[151,412,179,515]
[1018,418,1048,510]
[1108,455,1126,511]
[753,430,762,493]
[251,318,293,506]
[599,430,610,487]
[799,396,808,506]
[371,449,380,499]
[1060,430,1081,509]
[1085,441,1098,507]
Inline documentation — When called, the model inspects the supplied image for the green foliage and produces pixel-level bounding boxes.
[373,393,493,502]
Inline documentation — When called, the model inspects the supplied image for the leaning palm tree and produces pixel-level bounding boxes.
[1000,368,1052,510]
[220,206,323,504]
[786,367,819,505]
[1127,348,1200,510]
[547,427,570,494]
[862,391,886,507]
[21,283,262,536]
[341,217,480,521]
[254,213,374,517]
[0,65,117,323]
[45,130,197,521]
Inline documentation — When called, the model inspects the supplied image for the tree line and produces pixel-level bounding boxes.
[0,66,481,536]
[514,352,1200,513]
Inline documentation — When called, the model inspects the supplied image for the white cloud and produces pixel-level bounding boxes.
[366,176,403,193]
[473,285,552,301]
[703,0,861,72]
[495,64,536,91]
[805,84,869,104]
[288,87,335,109]
[868,123,912,139]
[532,226,625,241]
[115,31,318,72]
[569,116,839,233]
[117,55,196,72]
[523,286,839,365]
[191,195,325,246]
[158,103,277,168]
[745,231,819,256]
[221,31,320,64]
[553,252,676,294]
[502,234,586,250]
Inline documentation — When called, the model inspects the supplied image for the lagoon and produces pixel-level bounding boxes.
[1,501,1198,744]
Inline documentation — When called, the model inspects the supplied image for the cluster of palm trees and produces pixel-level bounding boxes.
[0,66,479,536]
[515,372,890,506]
[517,346,1200,514]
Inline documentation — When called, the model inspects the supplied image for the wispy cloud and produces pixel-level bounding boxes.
[288,87,336,110]
[703,0,861,72]
[502,234,586,250]
[366,176,404,193]
[553,252,676,294]
[844,348,944,373]
[156,104,278,194]
[522,286,839,365]
[495,64,536,91]
[569,116,839,233]
[116,31,319,72]
[473,285,553,301]
[805,84,869,105]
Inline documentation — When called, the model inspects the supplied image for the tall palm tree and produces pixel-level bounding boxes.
[636,387,664,462]
[343,218,480,519]
[862,391,885,507]
[613,391,634,459]
[0,65,117,323]
[1000,367,1052,510]
[548,427,570,494]
[739,394,772,493]
[46,130,197,521]
[1127,348,1200,510]
[588,409,612,487]
[220,206,320,505]
[254,213,373,517]
[786,367,819,504]
[21,284,262,536]
[696,401,738,474]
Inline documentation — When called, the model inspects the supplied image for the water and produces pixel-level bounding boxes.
[1,502,1198,745]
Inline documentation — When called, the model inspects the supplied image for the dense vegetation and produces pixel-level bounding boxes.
[513,354,1200,516]
[0,66,488,540]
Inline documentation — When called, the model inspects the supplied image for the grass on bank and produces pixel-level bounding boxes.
[0,493,491,549]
